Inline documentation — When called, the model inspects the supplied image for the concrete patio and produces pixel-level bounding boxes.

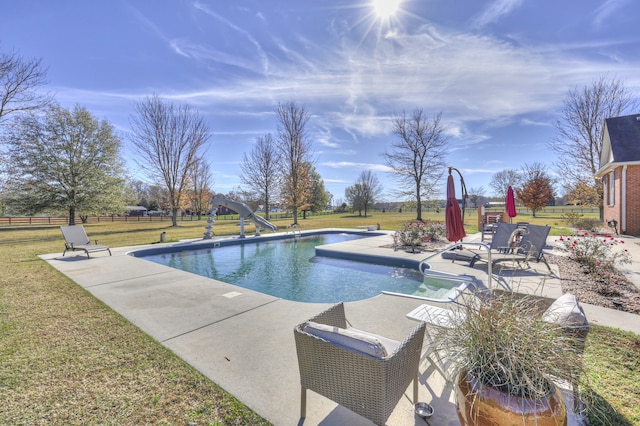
[40,229,640,425]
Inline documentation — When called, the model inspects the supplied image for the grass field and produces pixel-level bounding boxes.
[1,210,637,425]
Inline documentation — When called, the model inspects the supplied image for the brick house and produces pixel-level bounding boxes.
[595,113,640,235]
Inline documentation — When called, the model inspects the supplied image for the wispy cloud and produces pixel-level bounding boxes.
[125,4,168,41]
[58,16,635,159]
[471,0,525,28]
[57,15,634,137]
[322,161,393,173]
[592,0,631,29]
[193,1,270,73]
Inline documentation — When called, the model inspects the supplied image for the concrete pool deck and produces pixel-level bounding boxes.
[40,229,640,425]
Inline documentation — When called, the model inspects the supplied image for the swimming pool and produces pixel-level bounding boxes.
[134,232,465,303]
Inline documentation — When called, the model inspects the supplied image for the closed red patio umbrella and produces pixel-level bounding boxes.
[506,185,517,222]
[445,173,466,242]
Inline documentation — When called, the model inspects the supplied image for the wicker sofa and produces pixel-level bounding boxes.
[293,302,425,425]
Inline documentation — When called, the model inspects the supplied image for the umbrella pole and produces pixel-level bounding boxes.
[449,166,493,292]
[448,166,468,226]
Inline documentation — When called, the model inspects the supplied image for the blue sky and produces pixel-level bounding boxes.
[3,0,640,203]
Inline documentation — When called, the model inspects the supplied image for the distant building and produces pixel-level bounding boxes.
[125,206,148,217]
[595,113,640,235]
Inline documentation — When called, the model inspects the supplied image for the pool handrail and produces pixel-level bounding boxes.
[418,241,502,293]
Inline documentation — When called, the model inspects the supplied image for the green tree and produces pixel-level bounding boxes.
[307,166,329,213]
[345,183,364,215]
[4,104,125,224]
[382,109,448,222]
[129,94,210,226]
[515,163,555,217]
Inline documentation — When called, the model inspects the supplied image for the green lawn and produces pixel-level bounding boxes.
[0,210,636,425]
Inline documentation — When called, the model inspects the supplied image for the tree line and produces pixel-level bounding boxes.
[2,44,638,226]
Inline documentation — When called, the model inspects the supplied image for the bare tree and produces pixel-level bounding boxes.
[0,47,52,124]
[515,162,555,217]
[467,186,486,208]
[548,75,639,213]
[382,110,448,221]
[275,101,314,225]
[489,169,522,199]
[346,170,383,217]
[239,133,281,220]
[129,94,210,226]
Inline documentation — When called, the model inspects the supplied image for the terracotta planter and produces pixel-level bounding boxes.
[456,372,567,426]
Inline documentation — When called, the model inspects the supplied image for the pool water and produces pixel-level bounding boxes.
[139,233,457,303]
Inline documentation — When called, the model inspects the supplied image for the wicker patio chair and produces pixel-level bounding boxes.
[294,302,425,425]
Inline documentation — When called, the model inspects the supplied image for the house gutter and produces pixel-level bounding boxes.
[595,160,640,177]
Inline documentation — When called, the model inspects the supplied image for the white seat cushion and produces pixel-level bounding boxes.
[304,321,400,358]
[542,293,589,329]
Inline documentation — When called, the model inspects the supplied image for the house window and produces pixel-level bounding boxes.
[607,171,615,205]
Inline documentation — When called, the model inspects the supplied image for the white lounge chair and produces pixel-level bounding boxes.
[61,225,111,258]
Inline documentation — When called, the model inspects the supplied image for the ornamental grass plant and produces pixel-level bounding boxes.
[428,290,587,411]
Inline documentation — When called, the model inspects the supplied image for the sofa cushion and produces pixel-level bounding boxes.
[304,321,400,358]
[542,293,589,330]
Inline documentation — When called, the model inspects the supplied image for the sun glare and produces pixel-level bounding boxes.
[372,0,401,19]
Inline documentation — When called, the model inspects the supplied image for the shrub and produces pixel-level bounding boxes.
[555,231,632,281]
[561,213,604,232]
[393,220,445,247]
[562,212,583,227]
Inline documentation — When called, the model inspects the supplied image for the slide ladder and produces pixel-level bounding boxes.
[287,223,302,240]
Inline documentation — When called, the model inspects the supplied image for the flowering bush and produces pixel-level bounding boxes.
[555,231,632,278]
[394,221,446,248]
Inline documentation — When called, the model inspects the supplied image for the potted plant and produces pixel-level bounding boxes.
[427,291,588,425]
